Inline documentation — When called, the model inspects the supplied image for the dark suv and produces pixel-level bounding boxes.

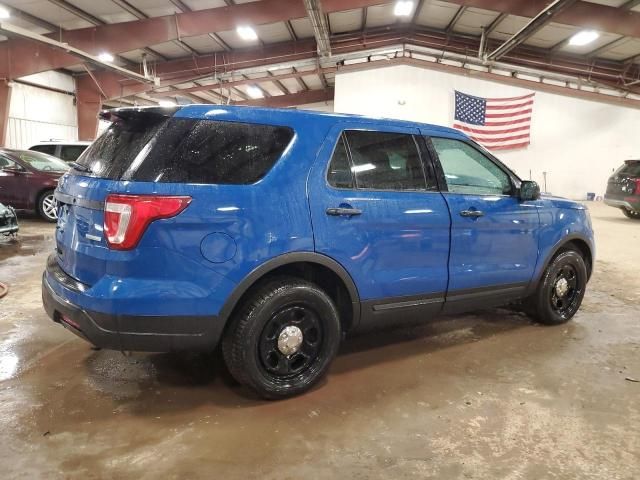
[43,106,594,399]
[604,160,640,219]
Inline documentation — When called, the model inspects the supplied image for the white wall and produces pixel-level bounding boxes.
[6,72,78,149]
[297,101,334,112]
[335,65,640,199]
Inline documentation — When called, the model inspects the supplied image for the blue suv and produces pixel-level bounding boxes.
[42,105,594,398]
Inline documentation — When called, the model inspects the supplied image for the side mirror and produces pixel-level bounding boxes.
[519,180,541,201]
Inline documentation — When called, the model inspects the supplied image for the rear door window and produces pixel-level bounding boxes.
[327,135,355,189]
[77,113,294,184]
[30,145,57,156]
[343,130,427,191]
[60,145,88,162]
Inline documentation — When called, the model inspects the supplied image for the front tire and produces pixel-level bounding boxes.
[37,190,58,222]
[622,208,640,220]
[222,277,341,399]
[526,250,588,325]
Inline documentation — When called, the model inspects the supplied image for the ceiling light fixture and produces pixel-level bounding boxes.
[97,52,115,63]
[393,0,414,17]
[568,30,599,46]
[236,25,258,41]
[0,7,10,19]
[247,85,263,99]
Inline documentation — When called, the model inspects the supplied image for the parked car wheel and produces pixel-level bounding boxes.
[527,250,588,325]
[622,208,640,220]
[37,190,58,222]
[222,277,341,399]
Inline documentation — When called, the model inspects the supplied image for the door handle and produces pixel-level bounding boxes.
[460,209,484,218]
[326,207,362,217]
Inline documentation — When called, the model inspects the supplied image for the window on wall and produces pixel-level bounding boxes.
[430,137,512,195]
[343,130,427,191]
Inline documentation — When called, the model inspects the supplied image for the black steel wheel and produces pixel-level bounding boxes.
[622,208,640,220]
[549,264,581,318]
[259,305,323,378]
[526,250,588,325]
[222,276,341,399]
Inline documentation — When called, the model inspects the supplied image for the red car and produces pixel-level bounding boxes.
[0,149,69,221]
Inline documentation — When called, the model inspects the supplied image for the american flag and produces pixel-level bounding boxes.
[453,91,534,151]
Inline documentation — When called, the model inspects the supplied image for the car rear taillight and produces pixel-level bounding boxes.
[104,194,191,250]
[634,179,640,195]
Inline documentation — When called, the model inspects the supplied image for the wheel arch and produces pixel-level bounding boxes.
[219,252,361,333]
[530,234,594,294]
[34,187,56,211]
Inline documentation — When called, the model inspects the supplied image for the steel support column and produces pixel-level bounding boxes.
[76,76,103,141]
[0,81,12,146]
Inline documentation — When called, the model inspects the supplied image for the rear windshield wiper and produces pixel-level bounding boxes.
[70,162,92,173]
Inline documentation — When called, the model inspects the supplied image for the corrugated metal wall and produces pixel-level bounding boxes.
[6,72,77,149]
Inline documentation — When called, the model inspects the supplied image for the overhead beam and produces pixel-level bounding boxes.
[233,88,334,107]
[0,0,387,80]
[0,22,154,84]
[621,0,640,9]
[47,0,104,25]
[411,0,426,24]
[587,37,627,57]
[4,5,61,32]
[77,26,640,102]
[486,0,577,61]
[444,0,640,40]
[484,12,507,37]
[446,6,467,34]
[110,0,201,56]
[304,0,332,56]
[149,67,338,96]
[47,0,166,62]
[167,0,231,51]
[292,67,310,91]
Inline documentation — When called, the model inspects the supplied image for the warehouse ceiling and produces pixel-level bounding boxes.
[1,0,640,106]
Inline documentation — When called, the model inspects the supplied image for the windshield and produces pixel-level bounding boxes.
[15,151,69,172]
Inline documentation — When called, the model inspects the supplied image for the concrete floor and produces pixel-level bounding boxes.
[0,202,638,479]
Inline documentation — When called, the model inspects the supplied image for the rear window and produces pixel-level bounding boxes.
[60,145,89,162]
[618,161,640,177]
[30,145,57,155]
[76,114,294,184]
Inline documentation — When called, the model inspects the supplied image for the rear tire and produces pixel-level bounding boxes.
[526,250,588,325]
[622,208,640,220]
[222,277,341,400]
[37,190,58,222]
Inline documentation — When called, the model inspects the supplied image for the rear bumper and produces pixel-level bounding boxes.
[604,196,640,211]
[42,264,225,352]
